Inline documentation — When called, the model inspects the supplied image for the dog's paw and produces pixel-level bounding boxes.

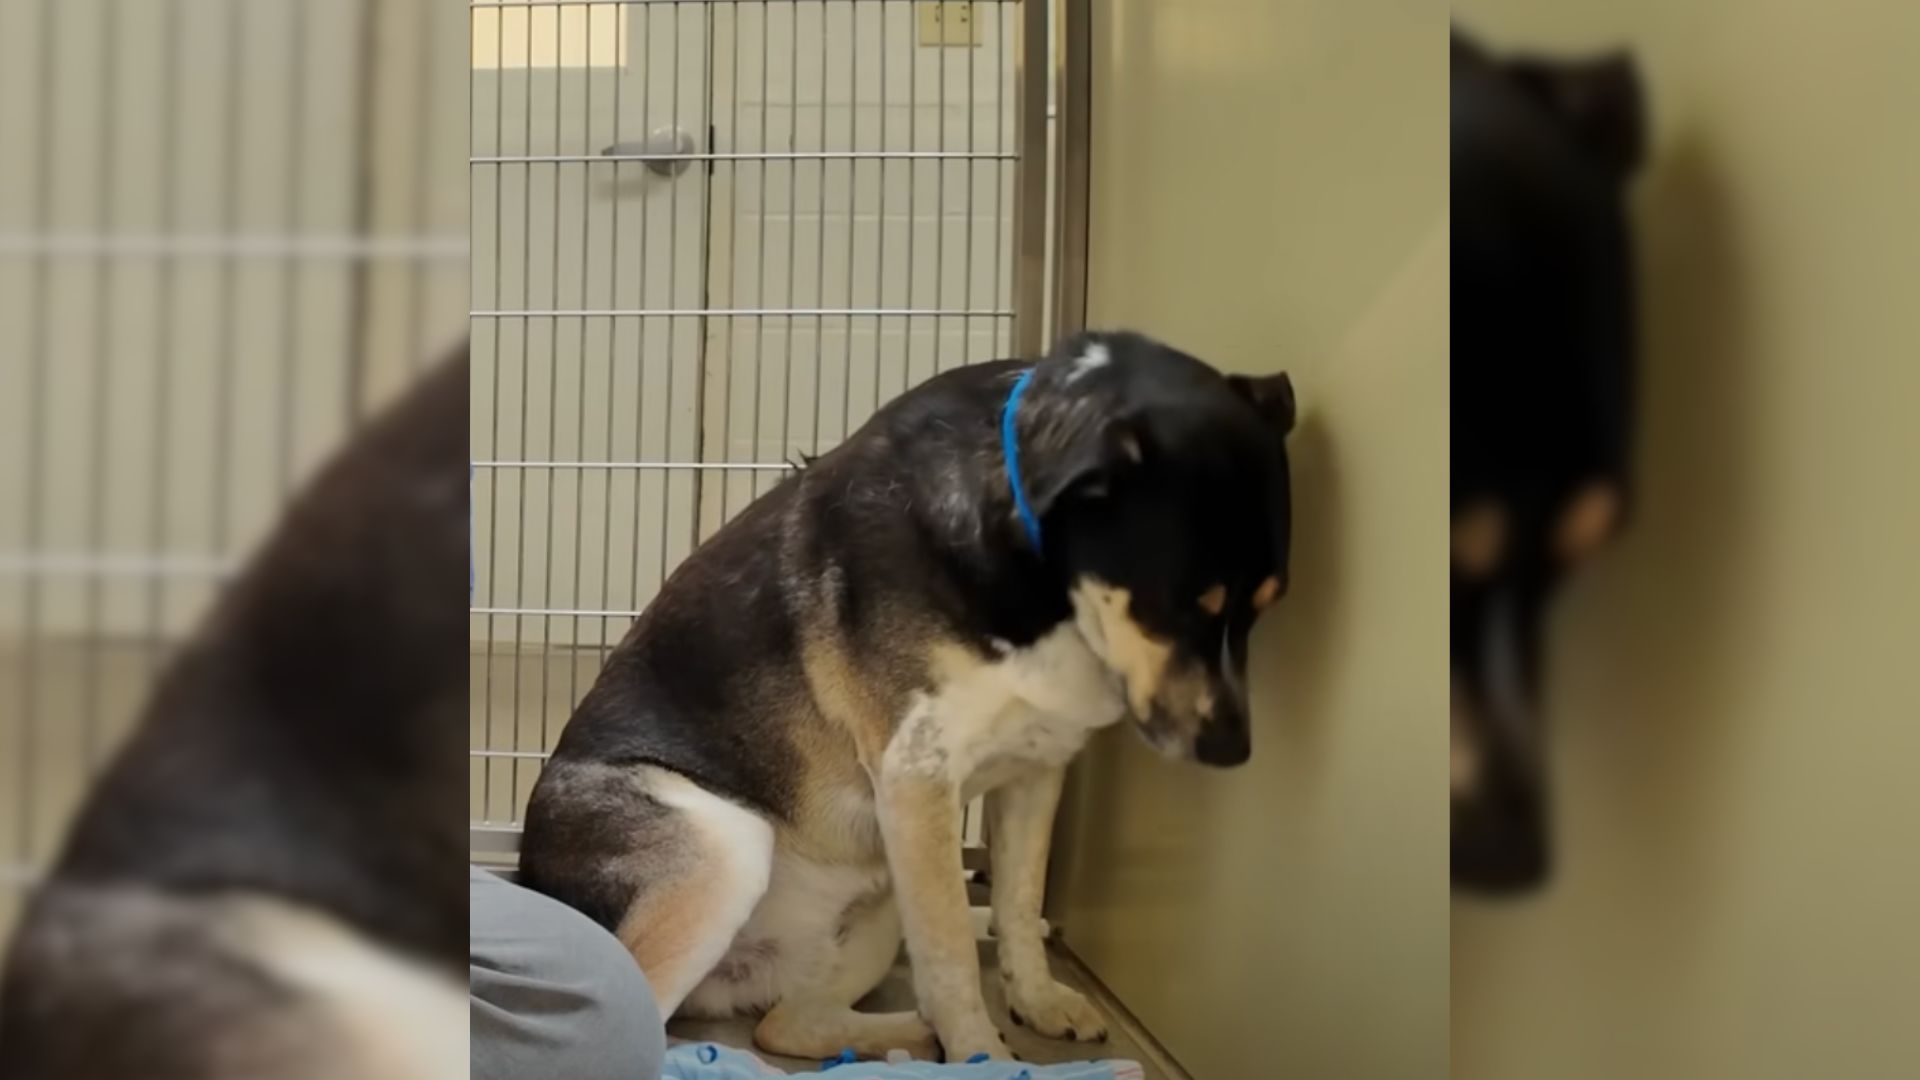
[1005,979,1108,1042]
[937,1022,1014,1063]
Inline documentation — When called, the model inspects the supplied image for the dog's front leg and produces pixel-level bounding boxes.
[985,766,1107,1042]
[875,768,1010,1062]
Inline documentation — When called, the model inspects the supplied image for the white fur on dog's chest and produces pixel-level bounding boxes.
[885,623,1126,794]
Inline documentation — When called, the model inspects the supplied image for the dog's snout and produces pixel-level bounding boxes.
[1193,718,1251,767]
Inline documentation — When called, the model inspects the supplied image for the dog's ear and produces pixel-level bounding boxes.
[1028,416,1145,514]
[1507,51,1647,178]
[1229,372,1296,437]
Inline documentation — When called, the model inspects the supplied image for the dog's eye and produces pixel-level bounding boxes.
[1197,584,1227,616]
[1556,482,1622,564]
[1452,499,1507,579]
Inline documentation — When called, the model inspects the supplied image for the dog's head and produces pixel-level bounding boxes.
[1021,331,1295,767]
[1451,32,1646,892]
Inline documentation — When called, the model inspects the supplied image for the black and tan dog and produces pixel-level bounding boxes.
[1452,32,1647,893]
[0,350,469,1079]
[521,331,1295,1061]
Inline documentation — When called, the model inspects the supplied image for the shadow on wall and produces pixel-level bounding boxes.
[1259,406,1346,778]
[1453,125,1764,1046]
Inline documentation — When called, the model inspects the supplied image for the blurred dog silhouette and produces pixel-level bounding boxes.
[0,348,469,1079]
[1451,32,1647,893]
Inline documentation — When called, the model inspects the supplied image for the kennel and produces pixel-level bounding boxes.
[0,0,467,933]
[466,0,1086,863]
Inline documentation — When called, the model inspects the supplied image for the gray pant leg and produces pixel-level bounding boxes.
[470,866,665,1080]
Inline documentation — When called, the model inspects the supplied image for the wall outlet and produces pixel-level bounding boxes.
[917,2,980,48]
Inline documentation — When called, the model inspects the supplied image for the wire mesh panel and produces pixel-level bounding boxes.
[469,0,1043,840]
[0,0,468,934]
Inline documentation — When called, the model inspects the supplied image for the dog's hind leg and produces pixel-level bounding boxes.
[607,769,776,1018]
[751,892,938,1061]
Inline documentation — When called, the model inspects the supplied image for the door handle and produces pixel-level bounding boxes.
[601,126,697,178]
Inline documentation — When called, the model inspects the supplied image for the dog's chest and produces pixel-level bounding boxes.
[894,623,1126,794]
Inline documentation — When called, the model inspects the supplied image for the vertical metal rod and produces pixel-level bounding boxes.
[593,1,624,695]
[80,0,124,763]
[508,3,538,821]
[405,0,437,370]
[867,1,889,428]
[481,2,509,823]
[720,3,744,524]
[808,0,829,456]
[992,0,1006,358]
[16,0,60,867]
[1011,0,1047,358]
[837,0,861,446]
[1051,0,1091,340]
[276,0,310,499]
[901,0,919,402]
[655,2,686,592]
[623,5,651,650]
[959,0,977,371]
[343,0,378,428]
[777,1,800,470]
[209,0,246,565]
[747,1,769,503]
[145,0,184,681]
[536,0,567,815]
[932,0,948,379]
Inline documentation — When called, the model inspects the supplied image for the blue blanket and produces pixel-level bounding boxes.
[661,1041,1144,1080]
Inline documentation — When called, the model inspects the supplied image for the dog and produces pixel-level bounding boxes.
[0,348,470,1079]
[1451,31,1647,893]
[519,330,1296,1062]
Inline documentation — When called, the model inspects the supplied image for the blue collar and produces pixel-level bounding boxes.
[1002,368,1044,553]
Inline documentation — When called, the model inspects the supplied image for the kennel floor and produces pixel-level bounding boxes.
[667,939,1172,1078]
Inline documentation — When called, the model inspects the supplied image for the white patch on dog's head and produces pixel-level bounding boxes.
[1068,342,1111,381]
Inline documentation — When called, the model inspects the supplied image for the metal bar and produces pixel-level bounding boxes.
[145,0,185,674]
[0,552,239,579]
[0,233,467,259]
[957,0,978,373]
[343,0,379,426]
[473,306,1015,317]
[587,0,622,711]
[480,0,509,831]
[776,0,799,482]
[747,0,771,506]
[809,0,831,455]
[475,460,793,470]
[472,606,645,619]
[1010,0,1049,358]
[1051,0,1091,340]
[79,0,125,762]
[469,750,553,762]
[210,0,245,565]
[16,0,60,870]
[406,0,440,370]
[868,1,890,421]
[933,0,949,380]
[473,0,1012,7]
[659,0,692,612]
[902,0,918,402]
[474,151,1015,164]
[836,0,860,445]
[992,0,1008,357]
[508,0,540,825]
[276,0,310,499]
[542,0,569,801]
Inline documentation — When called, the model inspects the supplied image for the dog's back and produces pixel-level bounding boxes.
[0,350,470,1079]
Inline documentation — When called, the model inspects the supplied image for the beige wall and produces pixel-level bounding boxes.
[1451,2,1920,1077]
[1047,3,1449,1077]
